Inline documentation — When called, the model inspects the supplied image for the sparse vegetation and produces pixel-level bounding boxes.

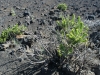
[0,24,26,43]
[10,8,16,16]
[57,14,89,57]
[57,3,67,11]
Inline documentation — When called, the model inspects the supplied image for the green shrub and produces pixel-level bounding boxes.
[10,8,16,16]
[0,24,26,43]
[57,3,67,11]
[57,14,89,57]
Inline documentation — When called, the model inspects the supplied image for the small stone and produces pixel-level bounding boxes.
[18,21,22,25]
[97,14,100,18]
[87,71,95,75]
[39,19,46,25]
[34,38,37,42]
[23,10,31,17]
[50,15,61,21]
[41,1,45,4]
[18,13,23,18]
[86,15,95,20]
[9,51,15,55]
[54,9,60,12]
[24,31,31,35]
[0,45,5,51]
[55,26,62,31]
[48,20,53,25]
[0,72,2,75]
[44,14,47,16]
[21,35,33,47]
[93,4,97,7]
[49,10,55,15]
[25,16,30,25]
[80,70,95,75]
[74,7,79,11]
[62,64,75,75]
[96,9,100,14]
[34,31,37,35]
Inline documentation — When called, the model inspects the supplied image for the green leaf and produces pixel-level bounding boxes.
[67,47,73,55]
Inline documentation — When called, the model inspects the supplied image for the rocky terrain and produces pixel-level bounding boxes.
[0,0,100,75]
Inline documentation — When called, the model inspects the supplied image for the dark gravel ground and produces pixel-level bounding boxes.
[0,0,100,75]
